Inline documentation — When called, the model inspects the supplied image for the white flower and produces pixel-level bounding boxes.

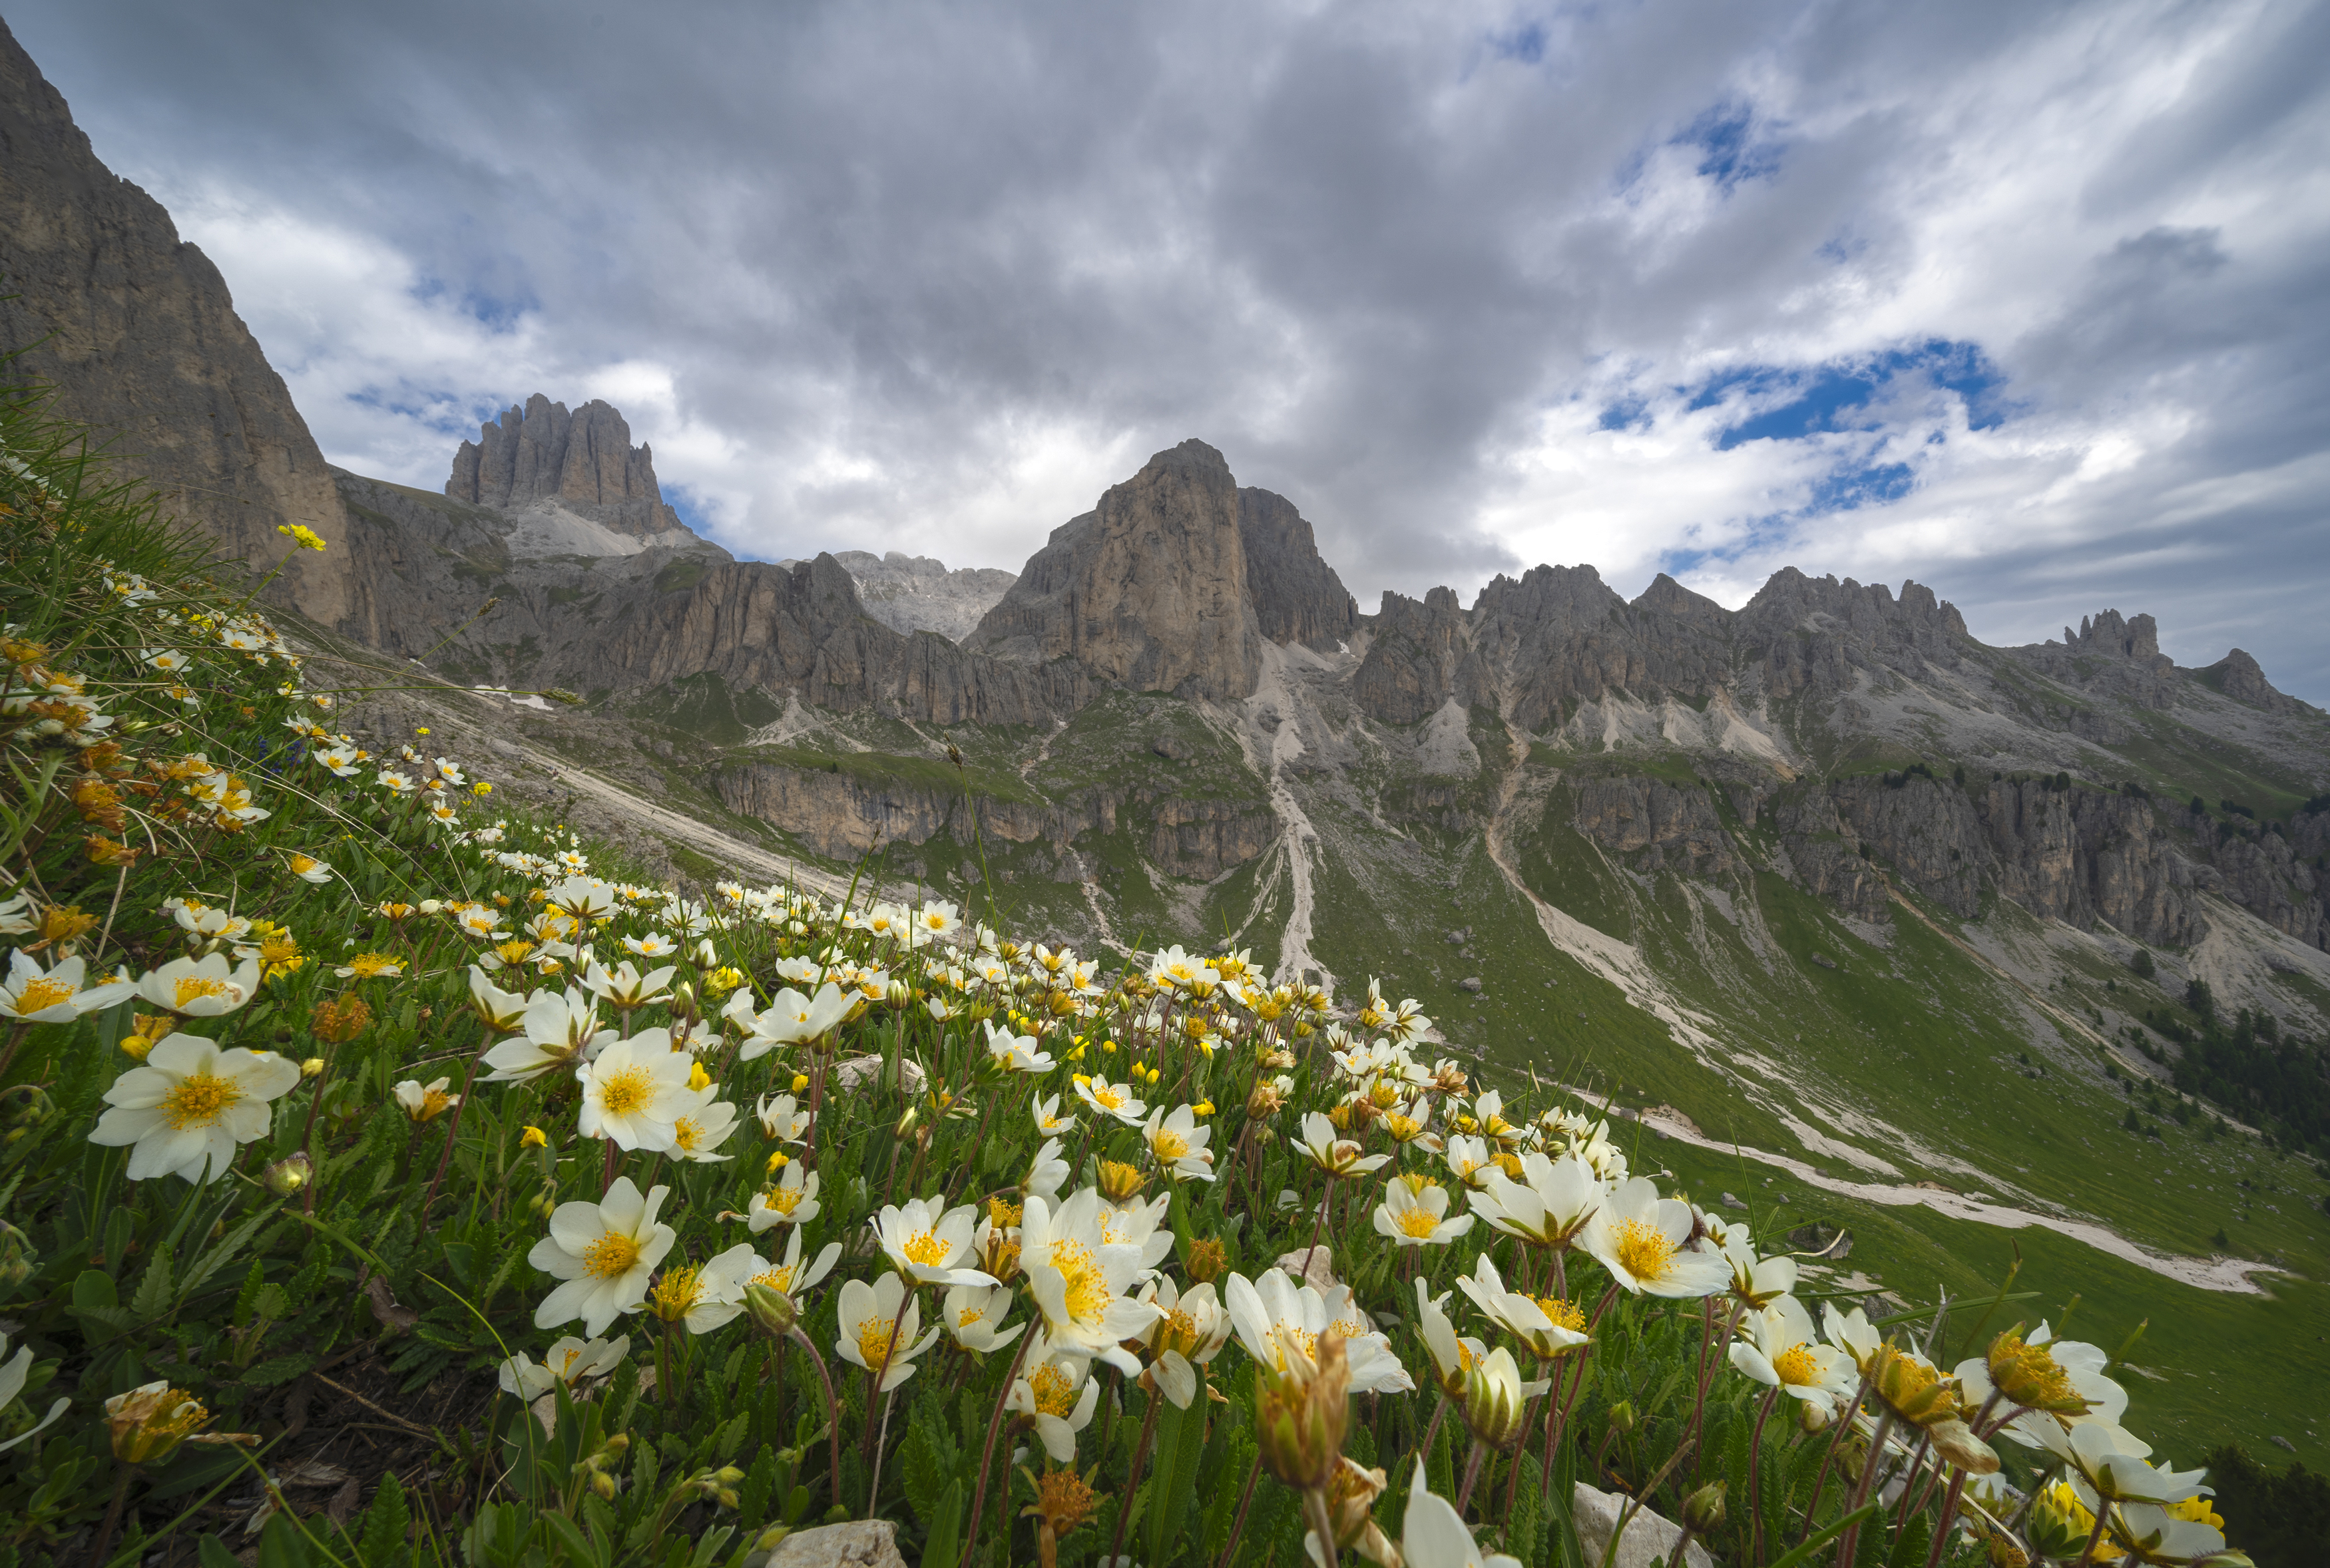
[1413,1280,1490,1399]
[1024,1137,1070,1200]
[835,1271,940,1392]
[915,901,961,939]
[621,932,678,958]
[582,958,674,1010]
[1019,1188,1162,1374]
[655,1243,760,1334]
[1579,1176,1729,1298]
[1443,1134,1498,1191]
[981,1019,1054,1074]
[498,1335,629,1399]
[1135,1276,1233,1408]
[1468,1151,1600,1248]
[1953,1322,2128,1448]
[0,1327,69,1454]
[89,1035,300,1183]
[1142,1103,1216,1181]
[1073,1074,1147,1125]
[1729,1295,1856,1413]
[1007,1338,1102,1462]
[0,951,134,1022]
[873,1196,993,1288]
[1399,1459,1523,1568]
[528,1179,676,1336]
[1822,1303,1884,1375]
[573,1034,694,1151]
[1719,1229,1798,1308]
[1224,1268,1415,1394]
[1373,1180,1474,1248]
[482,987,614,1081]
[1294,1111,1391,1178]
[942,1282,1025,1354]
[1452,1254,1590,1362]
[739,982,853,1060]
[748,1164,821,1231]
[133,953,263,1016]
[756,1092,811,1144]
[391,1077,460,1123]
[738,1227,843,1300]
[1031,1093,1076,1136]
[668,1088,741,1163]
[2038,1421,2209,1509]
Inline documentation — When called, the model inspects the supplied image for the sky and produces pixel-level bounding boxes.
[12,0,2329,700]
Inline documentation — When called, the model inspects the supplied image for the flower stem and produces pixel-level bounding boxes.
[1746,1386,1779,1565]
[786,1325,845,1512]
[959,1312,1039,1568]
[1833,1408,1895,1568]
[1106,1384,1163,1568]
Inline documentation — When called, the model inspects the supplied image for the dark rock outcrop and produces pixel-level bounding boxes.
[0,19,352,623]
[1238,488,1357,651]
[1572,776,1741,880]
[449,394,682,538]
[2198,649,2311,717]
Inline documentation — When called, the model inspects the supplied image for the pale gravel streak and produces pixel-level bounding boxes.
[1247,644,1331,992]
[1571,1087,2279,1296]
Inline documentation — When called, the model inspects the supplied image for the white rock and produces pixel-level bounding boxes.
[1570,1482,1713,1568]
[1273,1244,1339,1292]
[764,1519,905,1567]
[829,1054,926,1095]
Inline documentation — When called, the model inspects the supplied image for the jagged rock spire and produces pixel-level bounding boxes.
[447,394,680,536]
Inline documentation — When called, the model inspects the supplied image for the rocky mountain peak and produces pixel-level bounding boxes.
[819,550,1017,643]
[0,18,353,625]
[2202,648,2312,716]
[967,438,1353,701]
[447,393,681,539]
[2064,608,2164,664]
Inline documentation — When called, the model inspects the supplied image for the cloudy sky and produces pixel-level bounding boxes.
[13,0,2329,698]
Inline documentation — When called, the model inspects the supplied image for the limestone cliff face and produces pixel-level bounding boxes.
[1238,488,1357,651]
[824,551,1017,643]
[966,440,1264,700]
[448,394,682,538]
[0,19,352,622]
[1571,775,1741,880]
[1347,563,1967,730]
[715,756,1272,877]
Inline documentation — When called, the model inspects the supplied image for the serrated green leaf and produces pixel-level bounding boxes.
[130,1245,175,1320]
[180,1201,278,1300]
[243,1352,316,1387]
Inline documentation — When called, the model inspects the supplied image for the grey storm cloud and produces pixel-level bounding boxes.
[10,0,2330,701]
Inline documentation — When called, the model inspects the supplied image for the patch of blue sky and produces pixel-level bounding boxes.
[662,482,727,546]
[408,271,535,333]
[343,385,483,437]
[1697,339,2007,449]
[1679,102,1780,192]
[1488,21,1547,65]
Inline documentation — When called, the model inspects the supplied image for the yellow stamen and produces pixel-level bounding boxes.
[855,1315,899,1368]
[13,976,75,1013]
[901,1230,951,1267]
[582,1232,641,1279]
[172,976,231,1008]
[1613,1217,1676,1282]
[594,1066,656,1117]
[1029,1363,1077,1418]
[159,1072,242,1129]
[1773,1343,1819,1387]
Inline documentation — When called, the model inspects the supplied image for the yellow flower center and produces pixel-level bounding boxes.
[649,1267,703,1319]
[1533,1296,1586,1332]
[902,1230,951,1267]
[1092,1085,1124,1109]
[160,1071,242,1129]
[987,1196,1023,1227]
[856,1315,900,1368]
[582,1231,642,1279]
[957,1305,985,1328]
[595,1066,656,1117]
[1773,1342,1820,1388]
[1613,1217,1676,1282]
[1048,1239,1109,1324]
[1397,1207,1442,1239]
[555,1348,585,1378]
[14,976,75,1013]
[752,1265,797,1294]
[770,1185,806,1216]
[674,1117,704,1151]
[173,976,231,1008]
[1152,1129,1190,1161]
[1029,1363,1078,1418]
[347,954,397,978]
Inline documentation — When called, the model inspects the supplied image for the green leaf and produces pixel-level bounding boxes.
[1765,1502,1884,1568]
[197,1537,242,1568]
[130,1245,176,1320]
[920,1478,965,1568]
[180,1201,280,1301]
[359,1471,410,1567]
[256,1511,314,1568]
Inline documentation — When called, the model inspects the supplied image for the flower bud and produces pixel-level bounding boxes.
[1869,1343,1961,1428]
[1256,1332,1349,1491]
[264,1152,312,1198]
[1606,1400,1636,1436]
[744,1281,800,1338]
[1460,1347,1530,1451]
[300,1056,325,1078]
[2,1085,54,1128]
[1927,1417,2000,1475]
[1682,1479,1727,1534]
[0,1219,35,1296]
[521,1125,549,1149]
[673,981,697,1014]
[120,1034,154,1060]
[1097,1159,1146,1202]
[1184,1236,1228,1284]
[1795,1398,1832,1435]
